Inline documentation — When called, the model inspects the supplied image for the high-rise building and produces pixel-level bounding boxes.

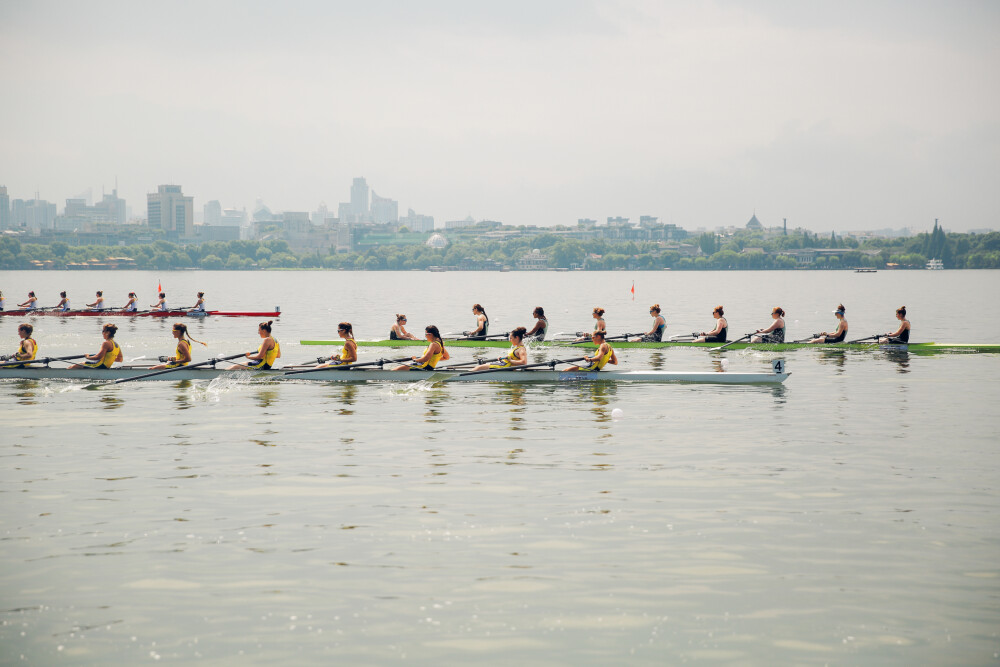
[147,184,193,237]
[204,200,223,226]
[370,191,398,224]
[23,198,57,231]
[0,186,9,229]
[350,177,369,219]
[399,208,434,233]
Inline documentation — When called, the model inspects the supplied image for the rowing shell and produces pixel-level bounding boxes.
[1,309,281,318]
[0,365,789,384]
[299,339,1000,353]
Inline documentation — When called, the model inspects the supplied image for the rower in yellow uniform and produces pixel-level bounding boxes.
[230,320,280,369]
[150,323,206,369]
[566,330,617,371]
[69,323,123,369]
[318,322,358,367]
[394,325,450,370]
[471,327,528,371]
[2,323,38,368]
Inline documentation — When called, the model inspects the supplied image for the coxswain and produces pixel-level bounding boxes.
[751,307,786,343]
[230,320,280,369]
[318,322,358,367]
[394,325,450,370]
[525,307,548,342]
[55,291,70,312]
[694,306,728,343]
[69,323,123,369]
[574,307,606,342]
[464,304,489,340]
[2,323,38,369]
[471,327,528,371]
[809,304,848,343]
[86,291,105,311]
[150,292,168,311]
[631,304,666,342]
[149,322,206,370]
[390,314,418,340]
[18,291,38,311]
[123,292,138,313]
[566,330,617,371]
[878,306,910,344]
[190,292,206,313]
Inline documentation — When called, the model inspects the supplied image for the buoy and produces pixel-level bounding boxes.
[611,408,624,421]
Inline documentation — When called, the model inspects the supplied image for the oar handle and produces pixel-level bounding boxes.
[0,353,89,368]
[108,352,249,384]
[457,356,586,377]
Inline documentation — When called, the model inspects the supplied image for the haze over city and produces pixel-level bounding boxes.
[2,0,997,233]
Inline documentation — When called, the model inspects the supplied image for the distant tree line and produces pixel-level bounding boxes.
[2,226,999,271]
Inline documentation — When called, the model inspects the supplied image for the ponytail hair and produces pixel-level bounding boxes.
[593,307,605,317]
[836,304,846,314]
[60,291,67,298]
[533,306,545,318]
[426,325,444,351]
[102,323,118,337]
[159,292,166,299]
[713,305,724,316]
[511,326,527,341]
[650,304,661,314]
[396,313,406,322]
[338,321,354,337]
[772,307,785,317]
[897,305,907,317]
[96,291,102,296]
[173,322,207,346]
[259,320,273,333]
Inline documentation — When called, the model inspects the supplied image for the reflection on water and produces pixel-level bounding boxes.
[818,349,848,371]
[647,351,665,369]
[99,393,124,410]
[326,384,359,415]
[885,350,911,373]
[11,379,42,405]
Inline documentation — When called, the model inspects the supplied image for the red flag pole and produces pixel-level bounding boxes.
[630,281,635,301]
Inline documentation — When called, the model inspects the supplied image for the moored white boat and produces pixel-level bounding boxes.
[0,363,789,385]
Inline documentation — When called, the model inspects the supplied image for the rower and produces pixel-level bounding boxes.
[2,323,38,369]
[464,304,489,340]
[394,325,450,370]
[190,292,206,313]
[390,314,418,340]
[809,304,848,343]
[751,307,786,343]
[55,291,70,312]
[879,306,910,344]
[318,322,358,367]
[694,306,728,343]
[566,330,617,371]
[0,290,6,311]
[18,291,37,311]
[631,304,666,342]
[575,307,606,342]
[123,292,138,312]
[471,327,528,371]
[86,291,105,311]
[525,307,548,342]
[230,320,280,369]
[151,292,168,311]
[68,323,123,369]
[149,322,206,370]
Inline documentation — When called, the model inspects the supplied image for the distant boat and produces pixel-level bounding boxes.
[926,259,944,270]
[855,269,878,273]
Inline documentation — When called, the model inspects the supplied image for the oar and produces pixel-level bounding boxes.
[847,335,880,344]
[791,334,821,343]
[669,333,699,341]
[0,354,87,368]
[283,356,412,376]
[102,352,250,385]
[457,357,587,377]
[710,333,753,352]
[455,332,510,341]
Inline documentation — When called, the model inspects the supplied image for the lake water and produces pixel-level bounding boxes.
[1,269,999,665]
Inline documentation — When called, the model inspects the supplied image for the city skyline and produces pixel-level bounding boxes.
[2,1,998,234]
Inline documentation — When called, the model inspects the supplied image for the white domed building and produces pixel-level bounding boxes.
[426,233,448,249]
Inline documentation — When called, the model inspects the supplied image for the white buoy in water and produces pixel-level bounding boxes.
[611,408,624,421]
[720,358,729,370]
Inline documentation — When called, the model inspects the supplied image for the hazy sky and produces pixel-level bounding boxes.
[2,0,997,232]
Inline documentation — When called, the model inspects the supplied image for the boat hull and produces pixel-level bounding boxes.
[0,365,788,384]
[300,339,1000,353]
[1,310,280,318]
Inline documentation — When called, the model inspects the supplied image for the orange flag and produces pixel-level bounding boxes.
[630,281,635,300]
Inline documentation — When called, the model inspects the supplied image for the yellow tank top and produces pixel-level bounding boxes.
[506,345,525,363]
[340,339,356,362]
[421,342,444,369]
[174,341,189,366]
[99,341,120,368]
[591,342,613,370]
[20,338,38,361]
[258,338,280,366]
